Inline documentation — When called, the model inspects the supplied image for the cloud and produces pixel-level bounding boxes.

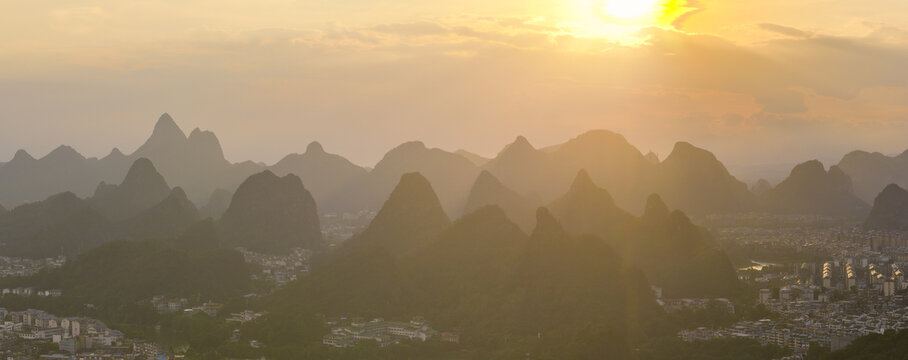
[1,12,908,166]
[758,23,813,38]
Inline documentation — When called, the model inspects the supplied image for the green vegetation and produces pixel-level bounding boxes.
[820,329,908,360]
[640,338,791,360]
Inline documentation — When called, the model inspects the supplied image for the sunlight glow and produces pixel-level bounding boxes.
[604,0,663,19]
[562,0,698,44]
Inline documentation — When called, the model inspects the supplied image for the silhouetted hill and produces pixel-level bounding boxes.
[218,171,323,254]
[483,136,550,197]
[270,141,367,211]
[0,239,250,303]
[0,113,264,207]
[131,114,261,203]
[837,149,908,203]
[462,170,538,231]
[0,203,6,215]
[645,151,660,164]
[263,206,661,357]
[346,172,451,256]
[547,169,636,247]
[484,132,653,209]
[634,194,739,298]
[403,205,528,323]
[0,192,110,258]
[864,184,908,231]
[547,171,739,298]
[482,132,754,215]
[759,160,869,217]
[654,142,756,215]
[199,188,232,219]
[0,146,122,206]
[333,141,479,215]
[751,179,773,195]
[90,158,172,221]
[115,187,201,240]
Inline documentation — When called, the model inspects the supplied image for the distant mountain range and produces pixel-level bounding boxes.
[0,158,324,257]
[837,150,908,204]
[1,113,904,219]
[263,174,664,357]
[864,184,908,231]
[758,160,870,217]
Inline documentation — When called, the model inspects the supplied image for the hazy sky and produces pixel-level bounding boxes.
[1,0,907,168]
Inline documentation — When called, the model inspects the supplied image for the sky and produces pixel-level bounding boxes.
[1,0,907,172]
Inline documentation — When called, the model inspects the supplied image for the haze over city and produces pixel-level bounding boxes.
[3,1,908,360]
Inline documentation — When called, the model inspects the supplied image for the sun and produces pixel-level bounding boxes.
[603,0,664,19]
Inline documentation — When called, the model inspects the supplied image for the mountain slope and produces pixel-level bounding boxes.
[0,239,250,303]
[759,160,869,217]
[0,192,110,258]
[633,195,739,298]
[89,158,172,221]
[837,149,908,203]
[270,141,367,212]
[345,172,451,256]
[263,206,661,358]
[864,184,908,231]
[115,187,201,240]
[654,142,755,215]
[0,113,264,207]
[217,171,323,254]
[547,169,636,248]
[462,170,538,231]
[332,141,479,215]
[455,149,490,166]
[199,188,232,220]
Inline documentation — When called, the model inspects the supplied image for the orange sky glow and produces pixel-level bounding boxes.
[0,0,907,171]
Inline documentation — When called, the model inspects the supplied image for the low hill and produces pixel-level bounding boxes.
[461,170,538,231]
[262,205,661,358]
[218,171,323,254]
[759,160,869,217]
[864,184,908,231]
[344,172,451,257]
[0,192,110,258]
[548,170,739,298]
[0,239,250,303]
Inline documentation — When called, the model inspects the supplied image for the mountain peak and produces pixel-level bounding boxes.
[153,113,186,140]
[120,158,171,193]
[108,148,125,157]
[505,135,535,153]
[474,170,499,186]
[865,183,908,231]
[643,194,671,221]
[43,145,84,162]
[352,172,451,256]
[569,169,597,193]
[394,172,440,202]
[883,183,907,193]
[671,141,697,154]
[218,170,323,253]
[531,207,566,241]
[397,141,427,151]
[11,149,35,163]
[169,186,189,200]
[306,141,325,154]
[789,159,825,177]
[644,151,660,164]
